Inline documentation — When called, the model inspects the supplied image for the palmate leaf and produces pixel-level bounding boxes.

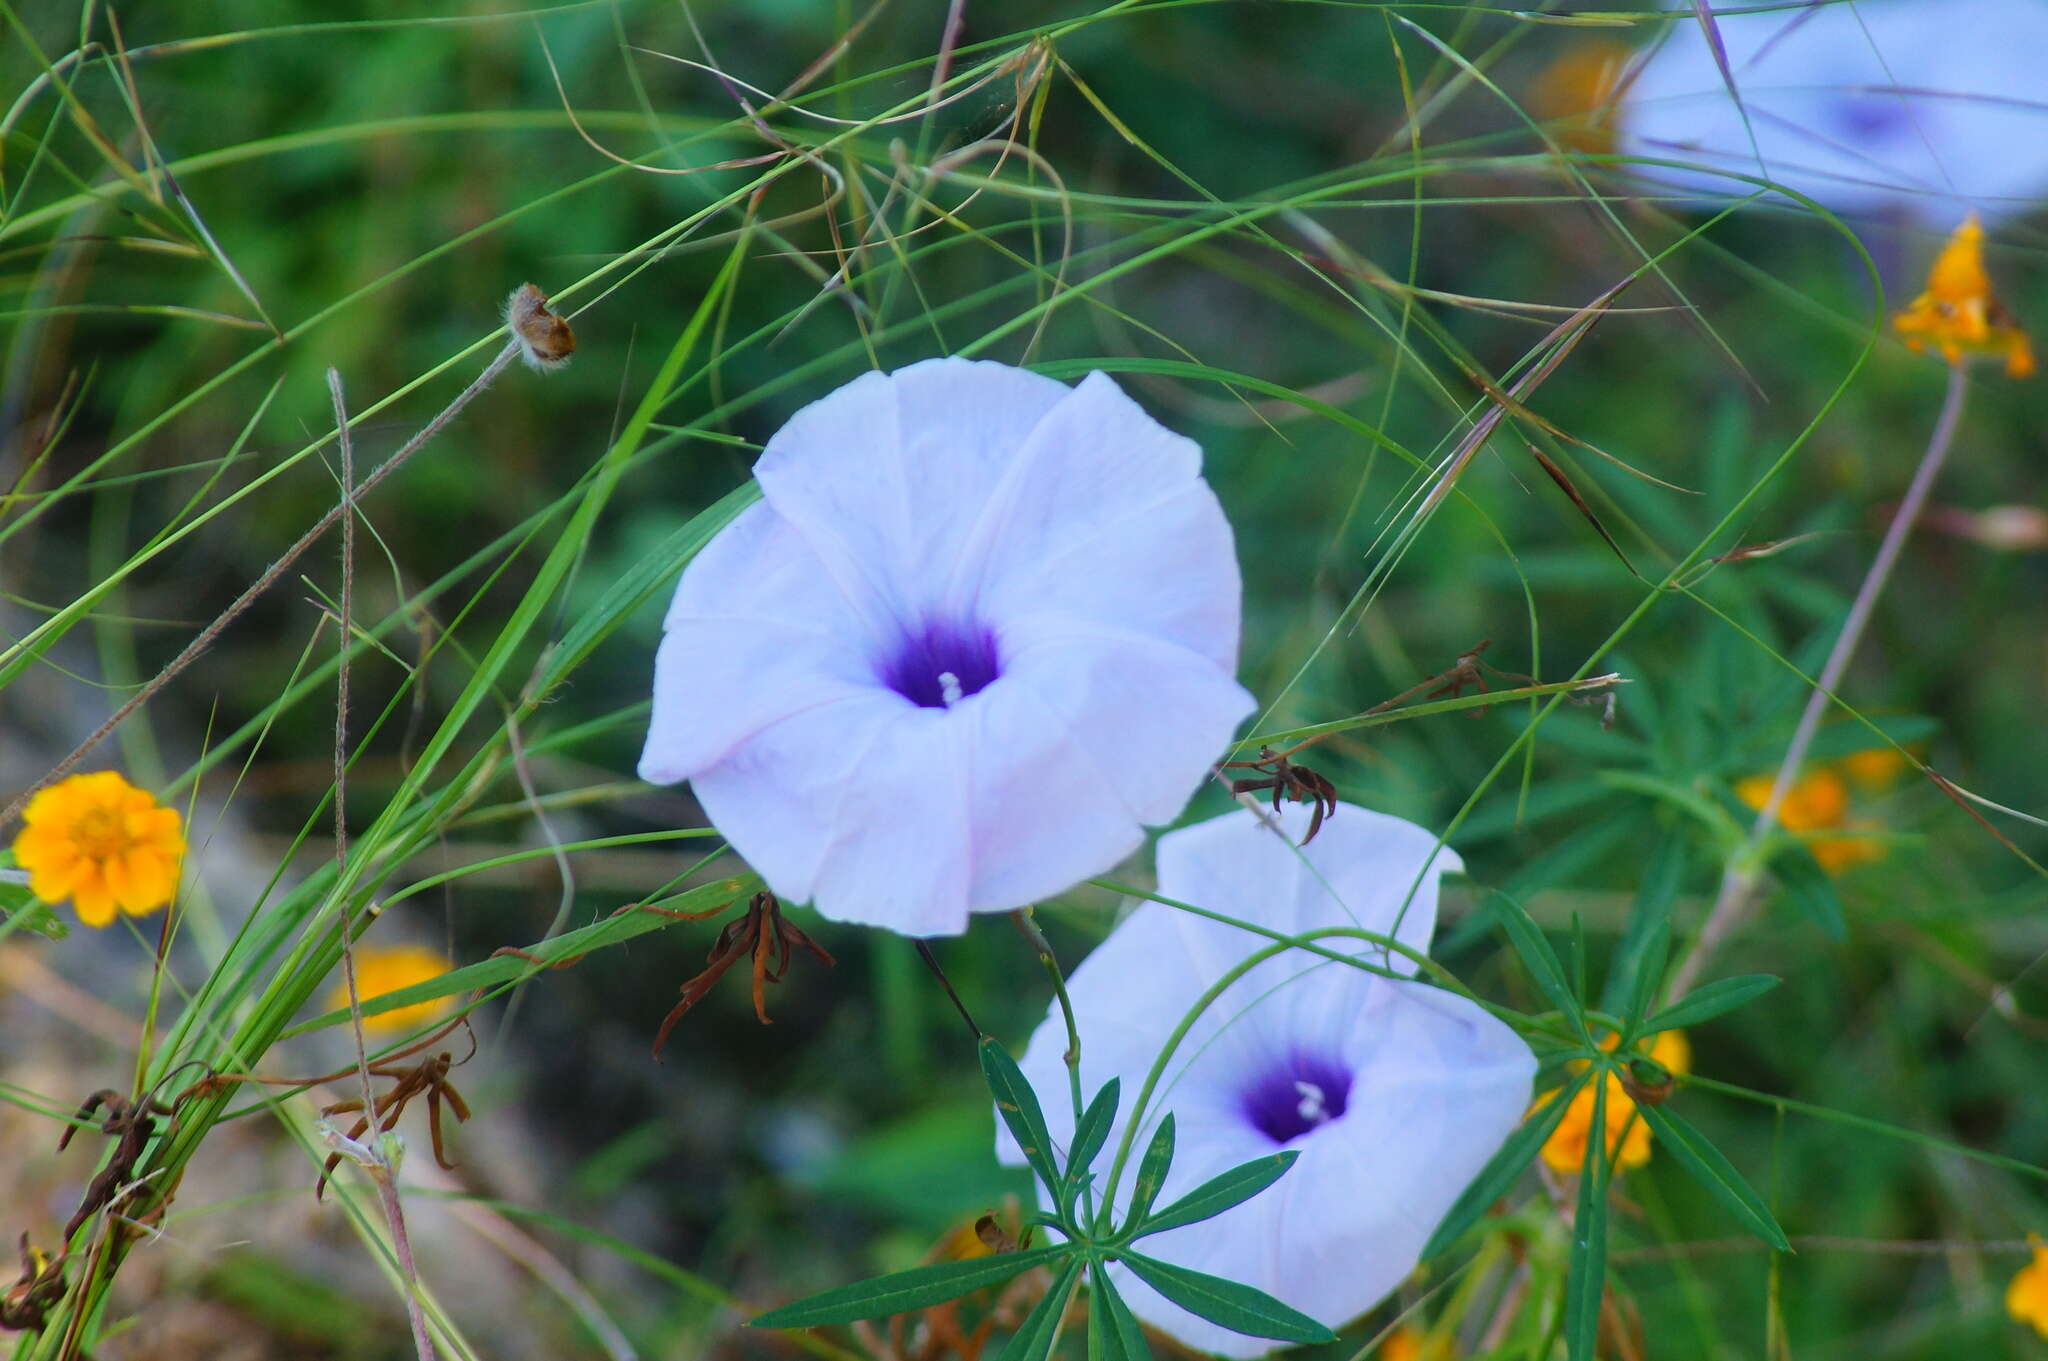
[1119,1251,1334,1345]
[1131,1150,1297,1239]
[750,1244,1071,1329]
[982,1035,1061,1194]
[996,1255,1083,1361]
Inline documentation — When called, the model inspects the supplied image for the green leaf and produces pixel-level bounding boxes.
[1421,1069,1586,1260]
[1646,975,1779,1034]
[1490,892,1587,1039]
[0,880,69,941]
[983,1037,1060,1195]
[1125,1116,1176,1227]
[1602,830,1687,1017]
[1068,1079,1121,1183]
[750,1245,1071,1329]
[1091,1266,1152,1361]
[1639,1103,1790,1250]
[997,1255,1083,1361]
[1767,841,1846,940]
[1117,1252,1334,1345]
[1132,1151,1297,1239]
[1564,1079,1611,1361]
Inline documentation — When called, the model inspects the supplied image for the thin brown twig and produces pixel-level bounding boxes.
[0,341,520,832]
[1669,364,1970,1001]
[328,368,438,1361]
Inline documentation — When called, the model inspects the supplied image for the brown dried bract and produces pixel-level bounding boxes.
[506,282,575,371]
[1221,746,1340,843]
[316,1024,477,1199]
[55,1088,176,1242]
[651,892,835,1058]
[0,1235,67,1332]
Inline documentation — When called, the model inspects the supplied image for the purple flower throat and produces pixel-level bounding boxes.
[880,618,1001,709]
[1240,1052,1354,1145]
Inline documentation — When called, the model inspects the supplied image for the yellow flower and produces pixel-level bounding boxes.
[2009,1234,2048,1339]
[329,943,457,1035]
[1736,767,1885,874]
[1532,1029,1689,1175]
[1527,39,1635,155]
[1381,1323,1450,1361]
[1894,213,2036,379]
[1838,746,1910,791]
[12,772,183,928]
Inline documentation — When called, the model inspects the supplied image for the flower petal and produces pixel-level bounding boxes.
[966,372,1240,663]
[995,617,1254,825]
[751,358,1074,608]
[639,501,896,783]
[1112,982,1533,1356]
[1153,802,1462,968]
[69,865,116,928]
[692,694,975,935]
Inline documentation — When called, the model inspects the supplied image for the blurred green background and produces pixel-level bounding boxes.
[2,1,2045,1357]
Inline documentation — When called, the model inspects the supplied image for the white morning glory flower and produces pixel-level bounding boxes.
[1003,802,1535,1356]
[638,358,1254,937]
[1618,0,2048,221]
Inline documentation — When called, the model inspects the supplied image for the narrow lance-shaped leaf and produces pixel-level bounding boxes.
[750,1244,1071,1329]
[1133,1150,1298,1239]
[1422,1068,1587,1259]
[983,1036,1061,1194]
[996,1255,1083,1361]
[1490,892,1589,1040]
[1092,1266,1153,1361]
[1647,975,1779,1034]
[1124,1114,1177,1229]
[1640,1103,1790,1250]
[1564,1077,1610,1361]
[1068,1078,1122,1185]
[1118,1251,1335,1345]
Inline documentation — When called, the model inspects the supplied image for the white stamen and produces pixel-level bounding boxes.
[1294,1080,1330,1126]
[938,671,964,707]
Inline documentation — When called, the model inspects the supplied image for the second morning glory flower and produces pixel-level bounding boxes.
[639,358,1253,937]
[1004,803,1535,1356]
[1618,0,2048,222]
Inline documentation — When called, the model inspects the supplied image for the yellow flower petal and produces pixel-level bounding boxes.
[1895,213,2033,381]
[10,771,182,924]
[69,865,117,929]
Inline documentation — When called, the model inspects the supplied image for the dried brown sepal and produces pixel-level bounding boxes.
[650,893,836,1058]
[1620,1057,1675,1108]
[1221,746,1340,843]
[0,1235,67,1332]
[54,1089,175,1243]
[506,283,575,371]
[316,1030,477,1199]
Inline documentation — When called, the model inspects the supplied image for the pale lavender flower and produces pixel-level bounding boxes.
[638,358,1253,937]
[1619,0,2048,222]
[1004,803,1534,1356]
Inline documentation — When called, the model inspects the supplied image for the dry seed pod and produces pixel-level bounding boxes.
[506,283,575,371]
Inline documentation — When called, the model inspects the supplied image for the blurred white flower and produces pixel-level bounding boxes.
[1618,0,2048,221]
[1004,803,1535,1356]
[638,358,1253,937]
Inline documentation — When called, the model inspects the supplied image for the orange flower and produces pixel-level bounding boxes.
[1532,1029,1689,1175]
[1381,1323,1450,1361]
[2009,1234,2048,1339]
[1736,767,1885,874]
[1838,746,1910,791]
[1527,39,1635,155]
[1894,213,2035,379]
[12,772,183,927]
[329,943,457,1035]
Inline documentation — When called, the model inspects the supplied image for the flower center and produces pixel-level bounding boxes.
[69,806,129,861]
[1240,1053,1353,1145]
[880,619,1001,709]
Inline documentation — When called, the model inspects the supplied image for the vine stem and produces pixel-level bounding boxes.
[1669,363,1970,1001]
